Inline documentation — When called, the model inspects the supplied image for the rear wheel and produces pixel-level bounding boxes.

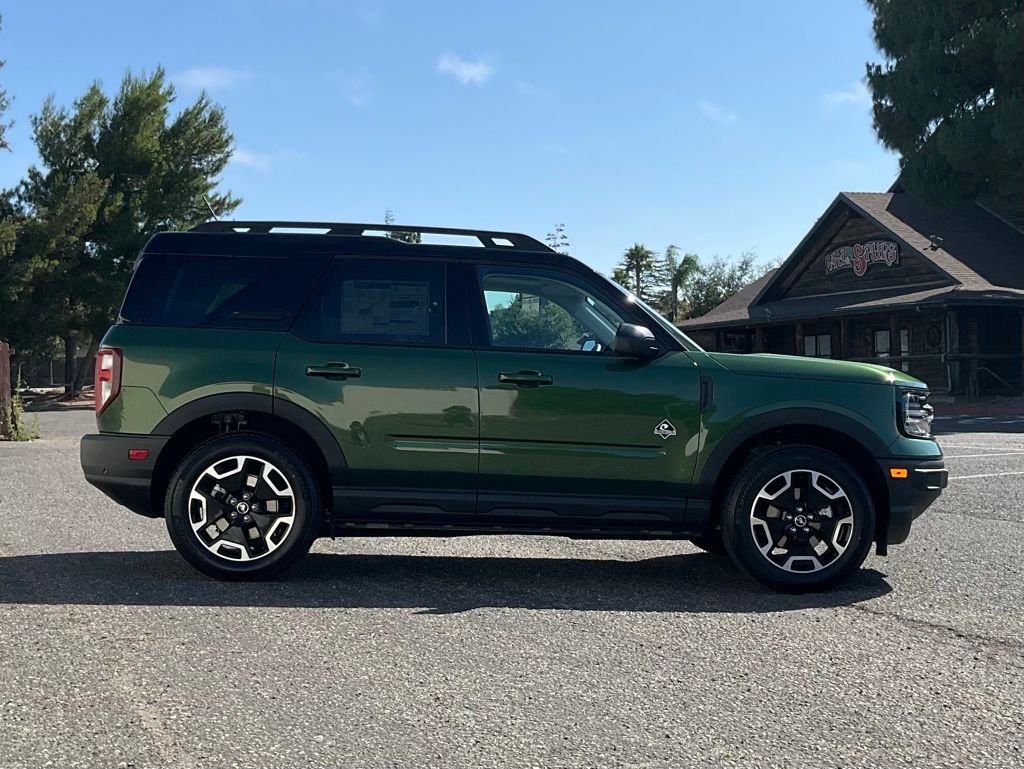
[165,433,321,580]
[721,446,874,592]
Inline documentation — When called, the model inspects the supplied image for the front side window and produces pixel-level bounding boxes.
[478,267,626,352]
[294,259,446,345]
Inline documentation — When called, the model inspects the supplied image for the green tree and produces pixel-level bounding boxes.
[865,0,1024,206]
[384,207,421,243]
[0,14,11,151]
[0,69,240,395]
[614,243,663,300]
[487,295,582,350]
[685,251,769,320]
[657,244,700,321]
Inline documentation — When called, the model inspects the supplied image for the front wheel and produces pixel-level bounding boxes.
[165,433,322,580]
[721,446,875,592]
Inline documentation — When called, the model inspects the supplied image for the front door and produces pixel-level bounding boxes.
[275,257,479,520]
[467,263,701,527]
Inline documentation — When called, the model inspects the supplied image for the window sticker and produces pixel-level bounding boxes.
[341,280,430,336]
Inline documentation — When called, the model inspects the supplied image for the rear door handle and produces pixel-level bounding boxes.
[306,363,362,380]
[498,370,553,387]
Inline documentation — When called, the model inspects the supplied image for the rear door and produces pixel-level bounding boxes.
[467,262,701,527]
[275,256,479,520]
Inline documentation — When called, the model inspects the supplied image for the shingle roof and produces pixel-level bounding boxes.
[843,192,1024,291]
[679,191,1024,330]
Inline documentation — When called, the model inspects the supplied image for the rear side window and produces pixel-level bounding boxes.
[143,256,325,330]
[118,256,162,323]
[293,258,446,345]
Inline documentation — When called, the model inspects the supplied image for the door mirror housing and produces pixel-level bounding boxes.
[612,324,659,359]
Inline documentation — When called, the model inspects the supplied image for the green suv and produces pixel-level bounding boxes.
[80,221,946,590]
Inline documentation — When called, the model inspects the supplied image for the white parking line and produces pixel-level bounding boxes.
[938,444,1024,451]
[943,452,1024,459]
[949,470,1024,480]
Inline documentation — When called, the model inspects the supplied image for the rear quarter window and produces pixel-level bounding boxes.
[142,255,326,330]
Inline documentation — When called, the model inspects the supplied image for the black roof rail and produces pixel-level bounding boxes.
[188,220,554,252]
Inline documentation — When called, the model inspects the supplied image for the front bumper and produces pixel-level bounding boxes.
[81,433,168,517]
[880,457,947,545]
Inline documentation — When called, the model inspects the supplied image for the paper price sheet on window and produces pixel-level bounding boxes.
[340,280,430,336]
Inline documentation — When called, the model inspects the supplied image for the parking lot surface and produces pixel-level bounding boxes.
[1,410,1022,768]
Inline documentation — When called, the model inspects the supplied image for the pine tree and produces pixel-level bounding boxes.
[865,0,1024,206]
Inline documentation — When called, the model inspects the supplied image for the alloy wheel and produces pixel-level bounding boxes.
[188,455,296,562]
[748,469,855,573]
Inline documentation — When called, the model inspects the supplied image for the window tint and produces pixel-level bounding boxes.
[118,256,162,323]
[478,267,625,352]
[294,259,446,345]
[143,256,324,330]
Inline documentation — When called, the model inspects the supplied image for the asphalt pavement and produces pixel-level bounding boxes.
[0,410,1021,768]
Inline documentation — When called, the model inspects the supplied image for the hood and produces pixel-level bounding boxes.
[704,352,927,388]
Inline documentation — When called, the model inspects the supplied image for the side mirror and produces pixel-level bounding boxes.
[612,324,659,359]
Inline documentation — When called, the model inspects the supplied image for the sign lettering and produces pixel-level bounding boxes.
[825,240,900,277]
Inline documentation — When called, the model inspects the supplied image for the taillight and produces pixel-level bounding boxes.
[95,348,123,415]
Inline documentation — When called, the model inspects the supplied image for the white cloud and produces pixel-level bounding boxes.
[436,52,495,86]
[231,148,273,171]
[172,66,250,91]
[337,69,374,108]
[824,81,871,107]
[698,100,737,124]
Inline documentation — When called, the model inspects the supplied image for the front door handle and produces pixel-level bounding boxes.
[498,370,553,387]
[306,363,362,380]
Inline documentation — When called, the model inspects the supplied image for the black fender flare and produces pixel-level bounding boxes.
[693,407,890,501]
[153,392,348,486]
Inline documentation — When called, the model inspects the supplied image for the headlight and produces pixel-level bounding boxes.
[897,387,934,438]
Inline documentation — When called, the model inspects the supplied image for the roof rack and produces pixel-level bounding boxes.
[188,220,554,252]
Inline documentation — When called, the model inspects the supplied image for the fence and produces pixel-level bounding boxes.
[17,355,95,389]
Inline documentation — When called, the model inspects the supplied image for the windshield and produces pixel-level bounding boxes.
[599,273,705,352]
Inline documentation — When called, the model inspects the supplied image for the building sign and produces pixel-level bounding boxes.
[825,240,900,277]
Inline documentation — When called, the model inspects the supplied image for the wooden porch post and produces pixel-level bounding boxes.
[753,326,765,353]
[889,312,898,366]
[795,322,805,356]
[839,317,850,360]
[0,341,11,439]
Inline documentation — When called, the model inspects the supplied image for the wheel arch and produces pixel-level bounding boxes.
[150,393,346,518]
[696,409,890,543]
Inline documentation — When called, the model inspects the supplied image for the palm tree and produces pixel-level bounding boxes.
[661,245,700,321]
[616,243,659,299]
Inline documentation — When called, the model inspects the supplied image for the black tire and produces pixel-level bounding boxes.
[721,446,875,592]
[165,433,322,580]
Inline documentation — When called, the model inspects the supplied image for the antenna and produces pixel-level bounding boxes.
[203,196,219,222]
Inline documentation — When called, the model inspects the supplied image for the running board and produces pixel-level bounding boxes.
[327,519,698,540]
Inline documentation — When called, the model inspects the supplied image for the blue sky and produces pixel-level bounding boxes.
[0,1,894,275]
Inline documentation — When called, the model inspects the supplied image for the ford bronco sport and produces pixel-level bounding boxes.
[80,221,947,590]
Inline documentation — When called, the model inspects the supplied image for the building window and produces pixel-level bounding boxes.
[804,334,832,358]
[874,328,910,371]
[874,329,891,357]
[722,332,751,353]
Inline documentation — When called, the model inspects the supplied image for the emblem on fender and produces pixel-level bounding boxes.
[654,420,677,439]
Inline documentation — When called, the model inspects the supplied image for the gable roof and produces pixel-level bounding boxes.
[680,190,1024,330]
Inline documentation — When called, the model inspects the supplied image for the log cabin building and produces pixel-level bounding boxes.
[679,189,1024,399]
